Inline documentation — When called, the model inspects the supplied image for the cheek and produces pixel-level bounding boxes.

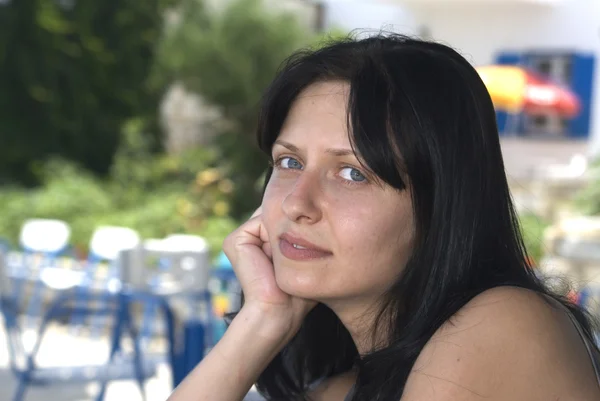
[334,203,414,264]
[262,178,285,211]
[261,179,287,236]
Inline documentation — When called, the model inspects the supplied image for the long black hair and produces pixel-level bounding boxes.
[246,33,597,401]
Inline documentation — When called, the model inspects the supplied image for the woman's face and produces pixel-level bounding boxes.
[262,81,415,305]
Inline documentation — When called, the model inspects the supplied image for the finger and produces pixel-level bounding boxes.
[231,214,269,250]
[262,241,273,261]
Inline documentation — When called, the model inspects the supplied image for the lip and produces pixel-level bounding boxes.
[278,232,333,261]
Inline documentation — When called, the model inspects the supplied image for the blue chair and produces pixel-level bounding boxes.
[117,241,214,387]
[0,223,158,401]
[12,219,72,329]
[0,244,147,401]
[138,234,212,348]
[69,226,141,335]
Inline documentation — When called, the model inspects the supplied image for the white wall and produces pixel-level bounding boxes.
[409,1,599,65]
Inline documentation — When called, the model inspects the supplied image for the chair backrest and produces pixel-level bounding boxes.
[162,234,209,254]
[143,238,169,252]
[161,234,211,291]
[19,219,71,255]
[119,239,211,294]
[89,226,141,261]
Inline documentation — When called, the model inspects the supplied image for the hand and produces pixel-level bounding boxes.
[223,207,316,340]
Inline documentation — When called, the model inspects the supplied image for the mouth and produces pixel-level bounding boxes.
[278,232,332,261]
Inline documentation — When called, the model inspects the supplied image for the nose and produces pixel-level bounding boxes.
[281,171,323,224]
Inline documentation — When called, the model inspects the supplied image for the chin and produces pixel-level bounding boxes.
[274,263,326,300]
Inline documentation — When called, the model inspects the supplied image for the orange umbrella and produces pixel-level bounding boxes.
[476,65,581,118]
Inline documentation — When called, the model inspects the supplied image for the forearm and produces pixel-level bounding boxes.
[167,306,290,401]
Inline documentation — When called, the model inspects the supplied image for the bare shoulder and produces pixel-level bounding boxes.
[403,286,600,401]
[308,369,357,401]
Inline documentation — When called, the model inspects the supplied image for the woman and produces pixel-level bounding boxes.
[169,34,600,400]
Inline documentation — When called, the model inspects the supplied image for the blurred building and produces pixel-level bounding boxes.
[320,1,596,184]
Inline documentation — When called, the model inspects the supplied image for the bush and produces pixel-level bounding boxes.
[0,0,175,184]
[518,213,550,265]
[0,143,237,257]
[0,0,349,256]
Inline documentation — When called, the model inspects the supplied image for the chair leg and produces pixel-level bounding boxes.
[130,325,147,401]
[157,299,177,390]
[14,304,56,401]
[12,374,29,401]
[122,298,149,401]
[95,304,125,401]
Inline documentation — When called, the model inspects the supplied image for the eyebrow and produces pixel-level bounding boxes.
[273,140,355,157]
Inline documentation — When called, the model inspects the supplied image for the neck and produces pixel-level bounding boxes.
[325,296,389,355]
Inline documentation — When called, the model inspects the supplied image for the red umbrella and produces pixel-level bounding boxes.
[476,66,582,118]
[522,72,581,118]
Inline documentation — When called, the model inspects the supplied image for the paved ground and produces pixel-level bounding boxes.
[0,321,264,401]
[0,321,172,401]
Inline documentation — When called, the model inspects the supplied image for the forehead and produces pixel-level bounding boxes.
[278,81,351,146]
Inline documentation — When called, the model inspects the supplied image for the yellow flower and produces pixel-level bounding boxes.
[218,179,234,194]
[196,168,221,187]
[213,201,230,217]
[177,198,193,216]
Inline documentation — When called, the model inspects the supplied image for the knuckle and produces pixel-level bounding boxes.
[222,233,236,256]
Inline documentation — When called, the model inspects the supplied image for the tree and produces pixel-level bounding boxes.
[0,0,175,185]
[154,0,314,218]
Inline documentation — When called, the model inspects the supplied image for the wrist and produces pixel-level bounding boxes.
[235,303,297,344]
[210,304,292,379]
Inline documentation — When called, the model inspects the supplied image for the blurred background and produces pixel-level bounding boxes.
[0,0,600,400]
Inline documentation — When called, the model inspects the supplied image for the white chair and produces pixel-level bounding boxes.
[89,226,141,262]
[162,234,209,254]
[120,234,212,354]
[68,226,140,335]
[19,219,71,255]
[15,219,76,328]
[18,218,82,290]
[121,234,211,294]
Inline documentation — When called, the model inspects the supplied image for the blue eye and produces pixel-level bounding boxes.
[278,157,303,170]
[340,167,366,182]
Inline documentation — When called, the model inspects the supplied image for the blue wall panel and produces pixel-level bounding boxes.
[568,54,595,138]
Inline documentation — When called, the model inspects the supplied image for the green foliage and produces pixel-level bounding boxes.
[518,213,550,265]
[0,0,175,184]
[0,0,349,256]
[0,158,112,248]
[0,137,235,256]
[156,0,309,121]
